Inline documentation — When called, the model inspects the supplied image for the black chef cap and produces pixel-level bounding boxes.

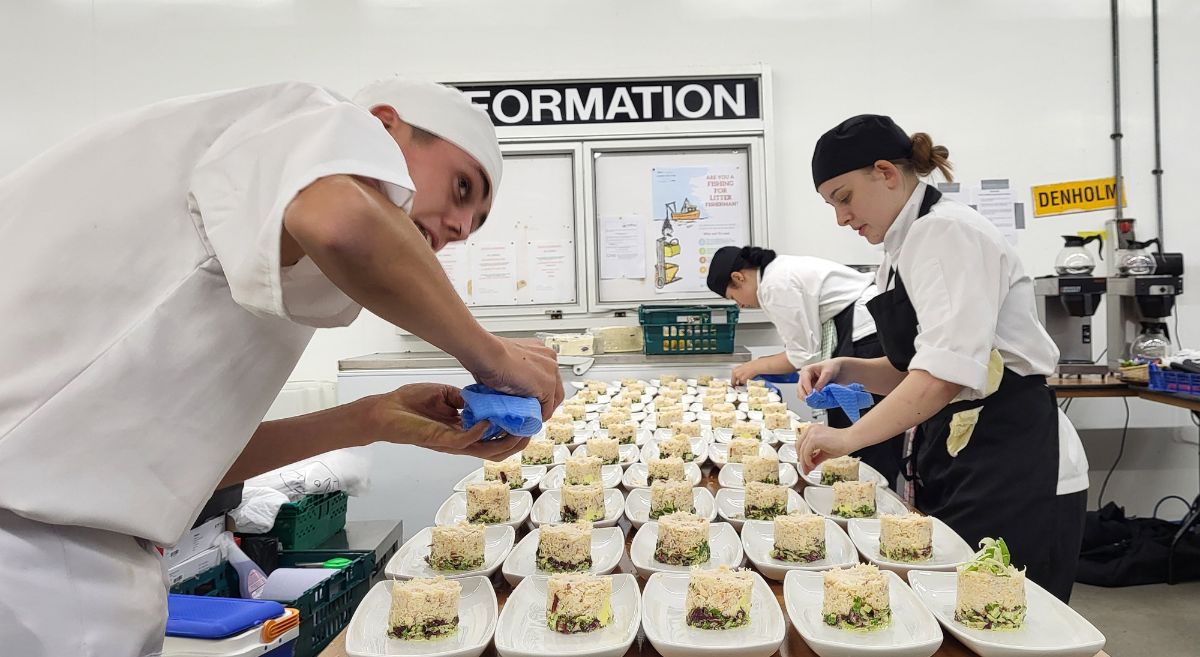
[812,114,912,189]
[706,247,742,297]
[706,246,776,297]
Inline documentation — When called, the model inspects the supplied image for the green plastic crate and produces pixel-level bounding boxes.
[277,549,373,657]
[168,561,236,598]
[638,304,740,355]
[268,492,349,550]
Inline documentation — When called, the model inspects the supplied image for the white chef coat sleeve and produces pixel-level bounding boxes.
[189,83,416,327]
[758,277,822,369]
[903,215,1005,395]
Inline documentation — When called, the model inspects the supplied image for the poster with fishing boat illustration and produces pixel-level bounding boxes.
[650,165,749,293]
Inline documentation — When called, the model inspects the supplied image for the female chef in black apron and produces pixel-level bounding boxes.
[705,245,905,485]
[796,114,1090,602]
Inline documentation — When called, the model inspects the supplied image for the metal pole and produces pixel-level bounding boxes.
[1152,0,1165,241]
[1111,0,1124,221]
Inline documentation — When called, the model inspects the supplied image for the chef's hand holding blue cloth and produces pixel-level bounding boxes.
[369,383,536,458]
[804,383,874,422]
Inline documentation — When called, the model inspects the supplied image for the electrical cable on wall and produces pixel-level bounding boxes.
[1097,397,1131,511]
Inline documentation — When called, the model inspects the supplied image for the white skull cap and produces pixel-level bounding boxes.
[353,78,502,190]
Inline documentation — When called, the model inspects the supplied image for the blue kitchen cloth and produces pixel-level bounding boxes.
[461,384,543,441]
[804,383,874,423]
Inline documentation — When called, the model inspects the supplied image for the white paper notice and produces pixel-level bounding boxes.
[435,242,471,302]
[976,179,1018,245]
[529,240,574,304]
[470,242,517,305]
[600,216,646,279]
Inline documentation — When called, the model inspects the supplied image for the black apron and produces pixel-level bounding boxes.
[865,186,1083,602]
[824,302,905,487]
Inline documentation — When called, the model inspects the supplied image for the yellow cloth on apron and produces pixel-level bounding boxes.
[945,349,1005,457]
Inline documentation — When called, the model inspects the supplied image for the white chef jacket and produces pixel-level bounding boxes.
[878,182,1089,494]
[0,82,416,545]
[755,255,878,368]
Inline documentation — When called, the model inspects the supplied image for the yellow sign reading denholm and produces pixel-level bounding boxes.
[1031,177,1126,218]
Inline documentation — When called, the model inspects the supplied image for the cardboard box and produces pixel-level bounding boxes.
[167,546,224,586]
[162,515,225,570]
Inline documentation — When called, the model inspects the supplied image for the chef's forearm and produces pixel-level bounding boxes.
[837,357,908,396]
[283,175,502,372]
[218,396,378,488]
[844,369,962,450]
[757,352,799,374]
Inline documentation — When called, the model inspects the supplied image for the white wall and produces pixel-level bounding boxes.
[3,0,1198,519]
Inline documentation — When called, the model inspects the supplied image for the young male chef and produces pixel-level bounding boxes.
[0,78,562,656]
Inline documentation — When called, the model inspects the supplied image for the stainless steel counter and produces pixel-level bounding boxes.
[339,346,753,371]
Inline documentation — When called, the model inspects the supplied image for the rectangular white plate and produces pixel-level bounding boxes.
[540,464,624,491]
[803,486,908,527]
[530,488,625,528]
[784,569,943,657]
[621,462,703,489]
[345,577,497,657]
[641,570,785,657]
[499,526,624,587]
[707,441,776,468]
[907,570,1105,657]
[741,519,859,580]
[453,465,546,493]
[714,487,809,531]
[494,573,641,657]
[848,517,975,579]
[385,525,514,580]
[717,463,799,489]
[629,520,744,576]
[623,486,717,529]
[434,491,532,529]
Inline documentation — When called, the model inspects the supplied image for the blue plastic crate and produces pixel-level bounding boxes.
[1148,362,1200,395]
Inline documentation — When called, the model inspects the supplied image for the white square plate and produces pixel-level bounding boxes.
[801,460,890,489]
[385,525,514,580]
[507,445,572,467]
[629,521,744,575]
[707,441,776,468]
[714,487,809,531]
[623,486,717,529]
[776,442,797,464]
[500,526,624,587]
[574,428,651,447]
[641,570,785,657]
[653,426,714,443]
[848,517,975,579]
[494,573,641,657]
[572,443,640,467]
[784,569,943,657]
[740,519,859,580]
[530,488,625,528]
[718,423,773,445]
[803,486,909,527]
[621,462,703,489]
[717,463,799,489]
[540,464,624,491]
[907,570,1105,657]
[435,491,532,529]
[452,466,546,493]
[344,577,496,657]
[640,437,708,467]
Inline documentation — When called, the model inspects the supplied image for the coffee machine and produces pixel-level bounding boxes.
[1105,218,1185,369]
[1034,274,1108,376]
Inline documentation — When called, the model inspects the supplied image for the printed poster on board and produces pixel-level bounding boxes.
[649,165,750,294]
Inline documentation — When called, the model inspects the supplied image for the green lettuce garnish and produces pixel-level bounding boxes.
[960,537,1014,576]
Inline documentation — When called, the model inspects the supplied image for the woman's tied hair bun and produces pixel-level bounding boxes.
[907,132,954,182]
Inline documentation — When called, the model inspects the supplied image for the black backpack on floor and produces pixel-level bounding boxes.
[1076,502,1200,586]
